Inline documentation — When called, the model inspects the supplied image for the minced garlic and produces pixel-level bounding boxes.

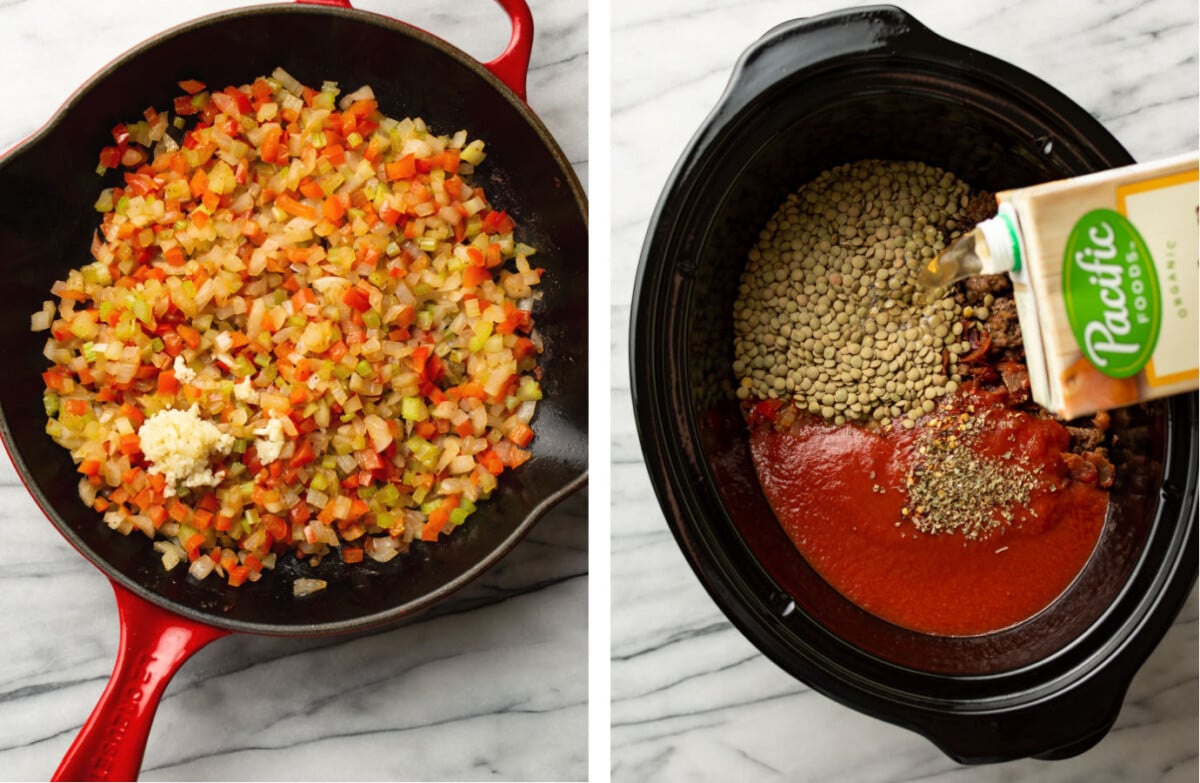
[233,377,257,403]
[253,415,287,465]
[172,355,196,384]
[137,404,234,497]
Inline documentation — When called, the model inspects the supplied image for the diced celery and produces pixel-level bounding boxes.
[232,356,255,378]
[517,378,543,402]
[131,294,152,326]
[43,393,59,416]
[416,308,434,331]
[355,359,373,378]
[405,436,439,471]
[94,189,115,212]
[460,139,486,165]
[449,503,474,526]
[468,321,493,353]
[375,484,400,505]
[401,397,428,422]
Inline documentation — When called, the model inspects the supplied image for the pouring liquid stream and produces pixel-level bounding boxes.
[917,232,987,291]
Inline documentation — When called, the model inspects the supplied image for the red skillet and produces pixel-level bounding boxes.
[0,1,588,779]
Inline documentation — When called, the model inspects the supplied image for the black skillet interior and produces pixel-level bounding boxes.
[0,4,587,633]
[632,5,1197,762]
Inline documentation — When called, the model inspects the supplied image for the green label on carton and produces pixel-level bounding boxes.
[1063,208,1161,379]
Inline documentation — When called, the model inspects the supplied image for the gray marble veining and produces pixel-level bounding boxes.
[0,0,587,780]
[612,0,1197,781]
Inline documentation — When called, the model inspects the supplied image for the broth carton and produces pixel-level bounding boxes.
[920,153,1198,419]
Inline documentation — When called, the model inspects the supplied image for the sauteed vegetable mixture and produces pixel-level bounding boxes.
[34,69,545,592]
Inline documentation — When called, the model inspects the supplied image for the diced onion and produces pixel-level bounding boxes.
[293,578,328,597]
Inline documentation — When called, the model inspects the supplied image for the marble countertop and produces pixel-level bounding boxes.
[612,0,1197,781]
[0,1,587,780]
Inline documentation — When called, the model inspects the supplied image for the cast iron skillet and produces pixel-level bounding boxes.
[631,5,1196,765]
[0,1,587,779]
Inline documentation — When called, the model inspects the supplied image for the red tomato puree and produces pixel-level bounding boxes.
[750,387,1108,636]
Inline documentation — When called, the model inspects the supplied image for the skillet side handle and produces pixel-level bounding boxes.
[293,0,533,101]
[52,581,228,782]
[483,0,535,101]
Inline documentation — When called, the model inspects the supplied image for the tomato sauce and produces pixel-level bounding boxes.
[750,386,1108,636]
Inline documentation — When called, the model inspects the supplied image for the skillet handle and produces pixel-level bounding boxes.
[481,0,535,101]
[293,0,534,100]
[52,581,228,782]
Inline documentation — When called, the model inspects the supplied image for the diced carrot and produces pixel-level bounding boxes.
[479,449,504,476]
[342,547,364,564]
[189,168,208,199]
[421,506,451,541]
[462,265,491,288]
[147,505,169,529]
[185,533,205,551]
[414,421,437,440]
[287,504,310,528]
[260,124,282,163]
[78,459,102,477]
[322,195,346,223]
[276,192,317,220]
[385,154,416,181]
[178,79,207,95]
[299,179,325,200]
[192,509,214,531]
[132,488,155,511]
[42,370,72,393]
[168,500,191,523]
[177,324,201,349]
[227,565,250,587]
[341,286,371,312]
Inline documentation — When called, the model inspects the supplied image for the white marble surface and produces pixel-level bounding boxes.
[612,0,1198,781]
[0,0,587,780]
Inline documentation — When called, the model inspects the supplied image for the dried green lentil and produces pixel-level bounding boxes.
[732,160,972,424]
